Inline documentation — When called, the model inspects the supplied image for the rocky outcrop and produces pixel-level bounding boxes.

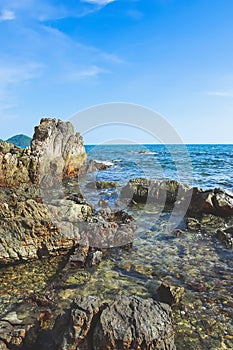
[0,187,136,264]
[93,296,175,350]
[0,142,31,187]
[121,178,233,218]
[30,118,87,184]
[0,197,93,265]
[189,187,233,217]
[0,296,176,350]
[0,118,87,188]
[121,178,191,207]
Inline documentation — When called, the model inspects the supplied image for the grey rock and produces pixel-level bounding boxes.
[93,296,176,350]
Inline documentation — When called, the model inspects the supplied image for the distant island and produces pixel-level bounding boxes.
[6,134,32,148]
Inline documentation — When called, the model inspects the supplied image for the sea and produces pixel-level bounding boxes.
[84,143,233,190]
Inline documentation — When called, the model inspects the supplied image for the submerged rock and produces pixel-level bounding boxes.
[86,180,119,189]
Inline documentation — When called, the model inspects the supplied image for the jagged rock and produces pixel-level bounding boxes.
[52,296,100,349]
[121,178,190,208]
[121,178,233,218]
[30,118,87,184]
[93,296,176,350]
[216,229,233,248]
[155,283,185,306]
[0,118,87,188]
[0,142,32,187]
[86,181,119,189]
[0,295,176,350]
[84,159,113,173]
[0,197,93,265]
[78,209,136,248]
[189,187,233,217]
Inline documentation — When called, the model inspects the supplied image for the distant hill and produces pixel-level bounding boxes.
[6,134,32,149]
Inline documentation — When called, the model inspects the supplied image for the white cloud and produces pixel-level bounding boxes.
[0,9,15,21]
[0,62,43,85]
[81,0,116,5]
[207,91,233,97]
[0,62,43,119]
[68,65,109,80]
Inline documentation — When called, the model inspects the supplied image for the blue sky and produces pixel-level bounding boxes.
[0,0,233,143]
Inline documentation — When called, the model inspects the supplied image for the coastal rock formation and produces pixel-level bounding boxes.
[0,296,175,350]
[121,178,233,217]
[0,118,87,188]
[0,142,32,187]
[0,197,93,265]
[121,178,191,208]
[93,296,175,350]
[189,187,233,217]
[30,118,87,184]
[0,187,136,264]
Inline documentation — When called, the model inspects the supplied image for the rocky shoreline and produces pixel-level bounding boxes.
[0,118,233,349]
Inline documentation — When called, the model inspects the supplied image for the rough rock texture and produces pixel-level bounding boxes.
[78,209,136,248]
[121,178,191,208]
[0,187,136,264]
[189,187,233,217]
[0,296,176,350]
[30,118,87,184]
[187,214,233,248]
[0,142,31,187]
[0,196,93,265]
[93,296,175,350]
[0,118,87,188]
[121,178,233,218]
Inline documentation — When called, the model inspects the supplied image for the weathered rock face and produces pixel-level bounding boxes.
[0,185,136,265]
[121,178,233,218]
[30,118,87,184]
[0,196,93,265]
[189,187,233,217]
[0,296,176,350]
[0,118,87,188]
[93,296,175,350]
[121,178,191,206]
[0,142,31,187]
[78,209,136,248]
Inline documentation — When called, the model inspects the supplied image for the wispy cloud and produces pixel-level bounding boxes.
[81,0,116,5]
[0,9,15,21]
[207,91,233,97]
[0,62,43,118]
[67,65,109,80]
[0,62,43,85]
[100,52,124,64]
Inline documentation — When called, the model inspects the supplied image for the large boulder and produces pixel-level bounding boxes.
[0,118,87,188]
[121,178,191,209]
[30,118,87,184]
[93,296,175,350]
[0,296,176,349]
[0,197,93,265]
[189,187,233,217]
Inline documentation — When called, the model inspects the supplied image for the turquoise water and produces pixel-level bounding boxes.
[85,144,233,191]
